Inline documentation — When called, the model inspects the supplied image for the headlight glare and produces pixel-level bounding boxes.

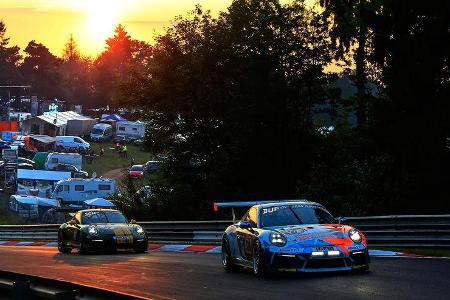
[136,225,144,234]
[270,232,287,246]
[349,229,362,243]
[88,226,98,235]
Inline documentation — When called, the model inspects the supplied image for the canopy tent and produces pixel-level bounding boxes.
[13,195,60,207]
[84,198,115,208]
[100,114,126,122]
[17,169,71,181]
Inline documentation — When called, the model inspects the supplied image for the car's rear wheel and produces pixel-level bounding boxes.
[252,240,266,277]
[222,238,235,272]
[57,233,71,254]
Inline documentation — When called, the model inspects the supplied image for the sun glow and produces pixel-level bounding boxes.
[77,0,123,43]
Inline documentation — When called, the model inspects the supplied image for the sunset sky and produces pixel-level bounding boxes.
[1,0,315,58]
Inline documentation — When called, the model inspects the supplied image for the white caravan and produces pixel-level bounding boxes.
[116,121,145,139]
[52,178,116,204]
[45,153,82,171]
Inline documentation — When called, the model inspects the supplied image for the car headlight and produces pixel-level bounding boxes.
[88,226,98,235]
[136,225,145,234]
[349,229,362,243]
[270,232,287,247]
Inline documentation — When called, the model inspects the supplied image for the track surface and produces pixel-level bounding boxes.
[0,246,449,300]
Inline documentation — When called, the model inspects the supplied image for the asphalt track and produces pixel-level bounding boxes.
[0,246,449,300]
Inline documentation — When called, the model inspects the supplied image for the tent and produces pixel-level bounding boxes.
[100,114,126,122]
[84,198,115,208]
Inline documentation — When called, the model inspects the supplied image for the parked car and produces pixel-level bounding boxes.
[57,209,148,254]
[144,160,161,172]
[55,163,89,178]
[55,136,90,151]
[90,123,113,141]
[17,157,36,167]
[129,165,144,179]
[17,162,34,170]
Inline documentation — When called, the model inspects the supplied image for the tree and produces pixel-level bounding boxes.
[122,1,333,219]
[60,35,94,107]
[93,24,151,109]
[0,21,22,84]
[21,40,63,99]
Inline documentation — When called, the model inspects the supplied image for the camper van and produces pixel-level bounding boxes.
[116,121,145,139]
[52,178,116,204]
[45,153,82,171]
[55,136,90,151]
[90,123,113,141]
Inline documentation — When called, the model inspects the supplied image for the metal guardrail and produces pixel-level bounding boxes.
[0,215,449,248]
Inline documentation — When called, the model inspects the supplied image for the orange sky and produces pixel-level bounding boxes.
[1,0,316,58]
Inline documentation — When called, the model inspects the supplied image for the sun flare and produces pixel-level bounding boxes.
[78,0,122,43]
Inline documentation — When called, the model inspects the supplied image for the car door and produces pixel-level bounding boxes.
[236,207,258,261]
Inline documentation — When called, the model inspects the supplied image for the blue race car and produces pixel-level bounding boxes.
[217,200,369,276]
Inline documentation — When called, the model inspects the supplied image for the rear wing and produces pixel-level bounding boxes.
[213,199,308,221]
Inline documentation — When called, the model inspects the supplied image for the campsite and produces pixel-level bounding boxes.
[0,110,154,224]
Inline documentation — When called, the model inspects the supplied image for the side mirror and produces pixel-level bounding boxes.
[336,217,347,224]
[130,219,137,224]
[239,220,252,229]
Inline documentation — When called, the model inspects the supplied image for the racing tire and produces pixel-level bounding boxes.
[221,238,235,272]
[252,240,267,277]
[57,233,71,254]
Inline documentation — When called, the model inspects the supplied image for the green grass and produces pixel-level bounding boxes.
[83,142,154,176]
[372,247,450,257]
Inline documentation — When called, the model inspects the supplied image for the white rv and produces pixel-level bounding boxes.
[45,153,82,171]
[90,123,113,141]
[52,178,116,204]
[116,121,145,139]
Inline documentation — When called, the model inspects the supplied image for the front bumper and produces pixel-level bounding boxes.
[83,235,148,252]
[265,247,369,273]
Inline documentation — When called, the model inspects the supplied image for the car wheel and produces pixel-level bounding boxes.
[252,240,266,277]
[57,233,71,254]
[222,238,235,272]
[135,244,148,253]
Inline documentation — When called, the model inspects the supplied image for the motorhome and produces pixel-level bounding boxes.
[16,169,71,197]
[52,178,116,204]
[90,123,113,141]
[55,136,90,151]
[116,121,145,139]
[9,195,59,221]
[45,153,82,171]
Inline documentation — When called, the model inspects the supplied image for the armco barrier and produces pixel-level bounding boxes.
[0,215,449,248]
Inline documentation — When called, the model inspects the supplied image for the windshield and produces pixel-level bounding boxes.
[260,204,335,228]
[131,165,143,171]
[91,128,104,135]
[81,211,128,224]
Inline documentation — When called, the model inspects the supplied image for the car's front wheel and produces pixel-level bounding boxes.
[57,233,71,254]
[222,238,235,272]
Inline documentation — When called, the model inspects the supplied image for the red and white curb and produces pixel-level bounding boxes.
[0,241,446,258]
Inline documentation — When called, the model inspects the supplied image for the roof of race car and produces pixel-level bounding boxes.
[255,200,323,209]
[78,209,120,213]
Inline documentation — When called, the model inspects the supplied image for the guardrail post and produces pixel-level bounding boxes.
[13,280,30,300]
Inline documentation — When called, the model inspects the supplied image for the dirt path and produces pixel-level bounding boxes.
[102,168,125,181]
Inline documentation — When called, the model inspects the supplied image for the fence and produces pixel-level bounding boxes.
[1,215,449,248]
